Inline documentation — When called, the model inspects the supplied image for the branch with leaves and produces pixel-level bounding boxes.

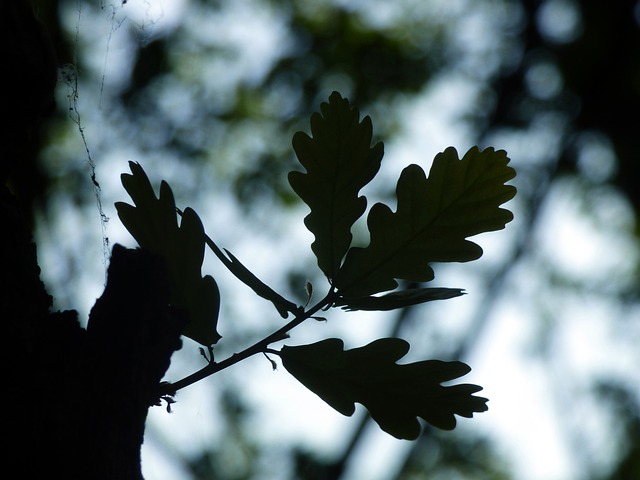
[115,92,516,440]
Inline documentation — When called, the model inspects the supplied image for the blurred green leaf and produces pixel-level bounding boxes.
[280,338,488,439]
[334,146,516,298]
[334,287,465,311]
[289,91,384,280]
[115,161,221,347]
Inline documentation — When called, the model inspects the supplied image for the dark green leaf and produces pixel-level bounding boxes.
[335,287,465,311]
[115,161,221,346]
[334,146,516,298]
[280,338,488,439]
[198,228,299,318]
[221,248,300,318]
[184,274,220,345]
[289,91,384,280]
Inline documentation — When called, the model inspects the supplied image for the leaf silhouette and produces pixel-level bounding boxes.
[289,91,384,280]
[334,146,516,298]
[115,161,221,347]
[204,236,299,318]
[280,338,488,439]
[334,287,465,311]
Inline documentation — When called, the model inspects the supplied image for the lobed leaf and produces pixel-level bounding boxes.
[280,338,488,439]
[334,146,516,298]
[289,91,384,280]
[115,161,221,347]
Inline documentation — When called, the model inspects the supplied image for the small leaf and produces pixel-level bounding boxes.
[280,338,488,439]
[335,287,465,311]
[220,247,299,318]
[115,161,221,346]
[289,91,384,280]
[334,146,516,298]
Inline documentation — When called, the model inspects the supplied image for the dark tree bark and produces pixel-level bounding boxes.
[2,2,185,478]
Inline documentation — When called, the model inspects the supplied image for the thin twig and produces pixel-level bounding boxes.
[159,289,337,396]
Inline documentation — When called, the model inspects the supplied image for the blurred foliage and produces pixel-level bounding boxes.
[395,428,511,480]
[185,390,260,480]
[22,0,640,479]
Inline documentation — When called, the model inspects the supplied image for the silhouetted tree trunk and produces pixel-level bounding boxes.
[2,2,185,478]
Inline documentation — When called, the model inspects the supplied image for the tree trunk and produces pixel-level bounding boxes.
[2,2,185,478]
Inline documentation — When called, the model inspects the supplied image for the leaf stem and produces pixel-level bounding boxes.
[159,289,337,396]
